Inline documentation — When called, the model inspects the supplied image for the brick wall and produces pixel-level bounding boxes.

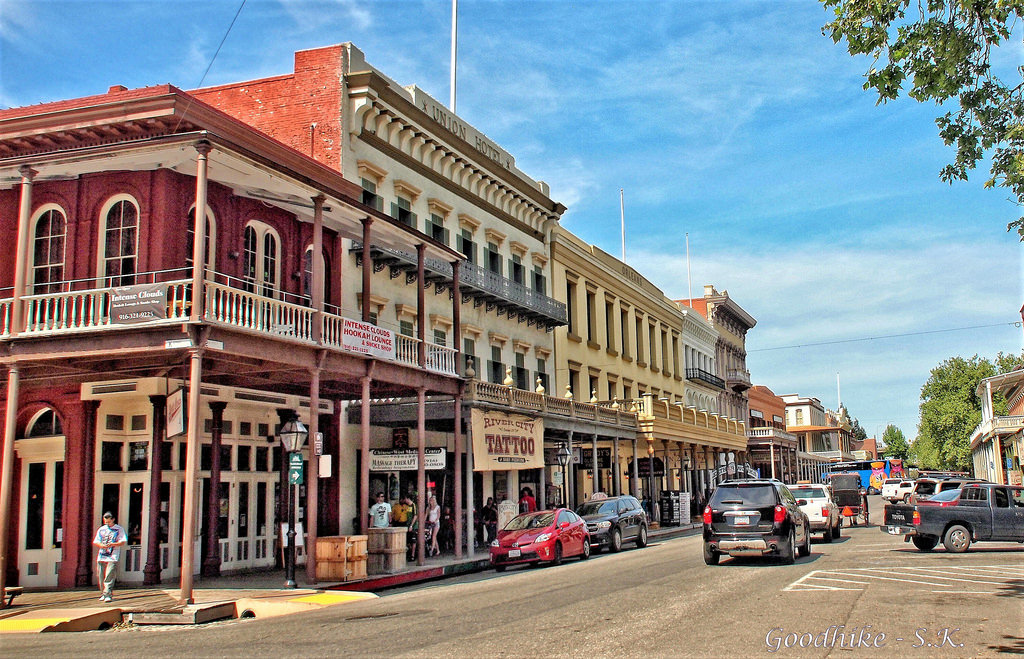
[192,45,346,172]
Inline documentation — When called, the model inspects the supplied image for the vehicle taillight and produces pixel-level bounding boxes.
[703,506,712,525]
[821,507,830,517]
[912,511,920,525]
[774,505,786,524]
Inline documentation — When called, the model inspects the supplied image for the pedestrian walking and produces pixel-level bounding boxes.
[426,495,441,557]
[369,492,392,528]
[519,487,537,513]
[482,497,498,543]
[93,511,127,603]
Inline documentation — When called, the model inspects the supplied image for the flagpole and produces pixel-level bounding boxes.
[450,0,458,111]
[686,232,692,303]
[619,188,625,263]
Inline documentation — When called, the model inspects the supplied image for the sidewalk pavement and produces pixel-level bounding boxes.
[0,522,700,633]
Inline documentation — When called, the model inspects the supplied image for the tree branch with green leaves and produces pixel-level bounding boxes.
[821,0,1024,238]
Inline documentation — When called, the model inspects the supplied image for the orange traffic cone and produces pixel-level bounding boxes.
[842,506,854,517]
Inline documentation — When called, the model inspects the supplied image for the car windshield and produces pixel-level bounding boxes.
[927,489,961,502]
[711,484,776,507]
[503,512,555,531]
[577,501,617,516]
[790,486,826,499]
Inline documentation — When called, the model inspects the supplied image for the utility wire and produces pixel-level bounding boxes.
[172,0,246,132]
[749,321,1022,353]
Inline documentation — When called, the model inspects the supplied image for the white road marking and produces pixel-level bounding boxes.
[784,565,1020,593]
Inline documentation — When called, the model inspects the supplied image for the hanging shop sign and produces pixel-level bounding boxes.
[166,387,186,439]
[370,447,446,471]
[471,409,544,471]
[109,283,166,324]
[579,447,612,470]
[342,318,396,360]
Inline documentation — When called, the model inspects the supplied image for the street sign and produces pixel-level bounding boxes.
[288,452,304,485]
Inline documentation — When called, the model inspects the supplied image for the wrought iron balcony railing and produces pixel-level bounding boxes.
[686,367,725,390]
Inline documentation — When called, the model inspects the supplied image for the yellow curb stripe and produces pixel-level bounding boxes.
[289,592,377,605]
[0,617,68,633]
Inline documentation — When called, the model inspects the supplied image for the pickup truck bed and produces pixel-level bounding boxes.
[882,483,1024,552]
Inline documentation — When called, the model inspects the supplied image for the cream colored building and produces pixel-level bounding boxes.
[549,228,749,509]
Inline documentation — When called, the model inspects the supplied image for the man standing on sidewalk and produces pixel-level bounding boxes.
[93,512,127,603]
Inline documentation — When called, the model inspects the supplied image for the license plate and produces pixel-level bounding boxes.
[508,549,521,558]
[887,527,903,535]
[733,516,750,525]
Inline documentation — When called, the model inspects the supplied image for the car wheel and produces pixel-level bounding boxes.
[902,494,911,503]
[943,525,971,553]
[833,519,841,538]
[912,535,938,551]
[823,522,833,543]
[551,541,564,566]
[636,524,649,548]
[495,564,506,572]
[703,542,719,565]
[780,529,796,565]
[581,541,591,561]
[798,524,811,558]
[610,528,622,552]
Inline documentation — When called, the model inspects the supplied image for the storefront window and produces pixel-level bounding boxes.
[128,441,148,471]
[100,442,122,471]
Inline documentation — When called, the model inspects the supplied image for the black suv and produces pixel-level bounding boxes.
[702,479,811,565]
[575,495,648,552]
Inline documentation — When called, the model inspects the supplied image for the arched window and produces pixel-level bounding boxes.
[242,221,279,298]
[31,206,66,294]
[26,408,63,437]
[100,196,139,286]
[302,246,331,307]
[185,207,217,274]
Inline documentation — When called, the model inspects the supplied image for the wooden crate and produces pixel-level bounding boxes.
[367,527,406,553]
[316,559,349,581]
[347,557,367,581]
[316,536,349,562]
[367,550,406,575]
[346,535,367,561]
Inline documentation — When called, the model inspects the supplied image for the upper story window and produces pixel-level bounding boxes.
[361,178,383,211]
[185,207,216,273]
[485,242,502,275]
[392,197,416,228]
[302,247,330,307]
[31,205,66,294]
[532,266,546,295]
[100,195,139,286]
[26,408,63,437]
[509,255,525,285]
[242,221,280,298]
[457,229,477,265]
[425,213,449,245]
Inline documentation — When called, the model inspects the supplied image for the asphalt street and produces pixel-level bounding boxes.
[6,497,1023,658]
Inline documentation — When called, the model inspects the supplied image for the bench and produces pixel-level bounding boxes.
[2,586,23,609]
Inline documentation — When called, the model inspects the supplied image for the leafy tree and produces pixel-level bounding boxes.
[909,433,941,470]
[820,0,1024,238]
[849,415,868,443]
[917,352,1024,471]
[881,424,910,459]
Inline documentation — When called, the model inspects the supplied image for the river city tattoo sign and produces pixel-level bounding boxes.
[470,409,544,471]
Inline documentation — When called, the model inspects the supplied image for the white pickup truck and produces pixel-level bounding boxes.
[881,478,914,502]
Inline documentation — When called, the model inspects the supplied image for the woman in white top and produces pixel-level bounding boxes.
[426,495,441,557]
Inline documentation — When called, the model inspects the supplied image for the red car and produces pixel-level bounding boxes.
[490,508,591,571]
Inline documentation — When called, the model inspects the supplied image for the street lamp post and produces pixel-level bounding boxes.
[557,442,572,508]
[647,442,655,519]
[279,418,308,588]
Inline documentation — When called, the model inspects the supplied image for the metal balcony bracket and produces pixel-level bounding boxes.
[373,261,386,274]
[473,297,484,309]
[354,254,362,267]
[462,292,474,305]
[405,272,418,286]
[434,282,449,296]
[485,301,496,313]
[388,265,402,280]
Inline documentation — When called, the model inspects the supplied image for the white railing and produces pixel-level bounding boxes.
[2,279,460,378]
[205,282,314,341]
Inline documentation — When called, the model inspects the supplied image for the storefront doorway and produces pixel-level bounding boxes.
[15,433,64,587]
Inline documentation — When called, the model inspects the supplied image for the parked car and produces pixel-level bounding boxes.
[788,483,841,542]
[489,508,590,571]
[915,488,962,507]
[702,479,811,565]
[576,494,648,552]
[882,482,1024,552]
[908,478,984,504]
[881,478,916,503]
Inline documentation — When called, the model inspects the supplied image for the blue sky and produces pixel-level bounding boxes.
[3,0,1021,441]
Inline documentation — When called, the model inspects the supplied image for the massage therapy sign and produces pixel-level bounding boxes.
[470,409,544,471]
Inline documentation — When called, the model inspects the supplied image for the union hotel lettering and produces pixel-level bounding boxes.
[418,91,513,169]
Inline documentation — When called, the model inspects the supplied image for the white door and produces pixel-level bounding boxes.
[17,454,64,587]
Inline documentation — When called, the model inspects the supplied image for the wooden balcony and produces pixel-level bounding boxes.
[1,273,458,378]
